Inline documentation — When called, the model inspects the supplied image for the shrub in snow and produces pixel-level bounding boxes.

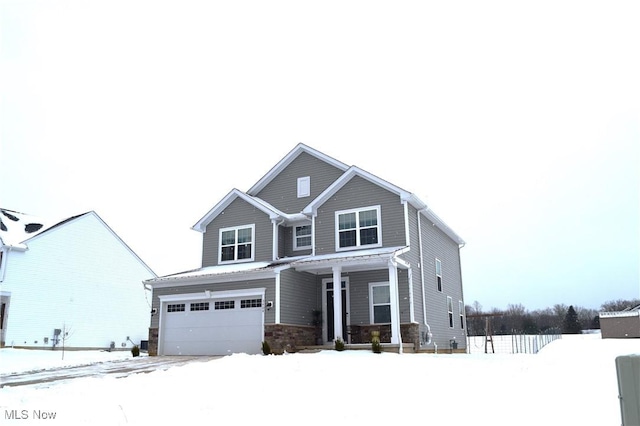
[334,338,345,351]
[131,345,140,357]
[262,341,272,355]
[371,331,382,354]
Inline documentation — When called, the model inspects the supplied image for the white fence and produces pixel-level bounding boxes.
[466,333,562,355]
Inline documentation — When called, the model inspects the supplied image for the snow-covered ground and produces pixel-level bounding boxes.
[0,333,637,425]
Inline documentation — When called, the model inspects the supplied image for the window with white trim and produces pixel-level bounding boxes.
[215,300,235,310]
[447,297,454,328]
[369,282,391,324]
[167,303,185,312]
[459,300,465,329]
[241,299,262,308]
[294,225,312,250]
[297,176,310,198]
[336,206,381,250]
[435,258,442,292]
[219,224,254,263]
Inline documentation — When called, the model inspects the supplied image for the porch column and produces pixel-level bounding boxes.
[332,266,343,342]
[388,262,402,347]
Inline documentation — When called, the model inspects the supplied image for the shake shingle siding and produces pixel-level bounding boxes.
[314,176,407,256]
[255,152,345,214]
[278,269,317,325]
[202,198,274,267]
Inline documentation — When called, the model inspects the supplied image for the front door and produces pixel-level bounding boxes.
[324,280,349,343]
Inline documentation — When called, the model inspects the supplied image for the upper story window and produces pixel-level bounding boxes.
[435,258,442,292]
[297,176,310,198]
[447,296,454,328]
[219,224,255,263]
[294,225,312,250]
[336,205,381,251]
[459,300,465,329]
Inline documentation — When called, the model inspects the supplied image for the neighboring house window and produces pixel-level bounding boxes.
[297,176,310,198]
[447,297,454,328]
[294,225,312,250]
[435,258,442,292]
[459,300,465,329]
[336,206,381,250]
[219,225,254,263]
[215,300,235,310]
[190,302,209,311]
[369,282,391,324]
[167,303,185,312]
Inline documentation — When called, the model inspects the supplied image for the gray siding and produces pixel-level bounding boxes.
[202,198,274,267]
[405,206,465,349]
[256,151,345,214]
[278,269,318,325]
[314,176,407,256]
[279,226,312,258]
[150,277,277,328]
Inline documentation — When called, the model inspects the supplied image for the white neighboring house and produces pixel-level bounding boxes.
[0,208,156,350]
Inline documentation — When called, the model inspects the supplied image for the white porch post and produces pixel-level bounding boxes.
[332,266,343,342]
[388,262,402,348]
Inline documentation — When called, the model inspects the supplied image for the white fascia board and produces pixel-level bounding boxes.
[192,189,281,233]
[159,287,266,303]
[247,143,350,196]
[147,267,281,288]
[419,207,466,247]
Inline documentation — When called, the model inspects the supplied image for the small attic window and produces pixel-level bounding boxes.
[24,223,43,233]
[297,176,310,198]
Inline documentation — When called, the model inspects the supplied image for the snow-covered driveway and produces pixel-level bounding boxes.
[0,355,220,388]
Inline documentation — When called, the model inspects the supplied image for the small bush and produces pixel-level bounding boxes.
[334,338,345,351]
[261,340,272,355]
[371,330,382,354]
[131,345,140,357]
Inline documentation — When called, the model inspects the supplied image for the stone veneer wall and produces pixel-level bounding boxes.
[148,328,158,356]
[264,324,317,354]
[349,323,420,349]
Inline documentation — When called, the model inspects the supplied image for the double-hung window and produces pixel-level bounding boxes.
[336,206,381,250]
[294,225,312,250]
[447,297,454,328]
[369,282,391,324]
[459,300,465,329]
[435,258,442,292]
[219,224,254,263]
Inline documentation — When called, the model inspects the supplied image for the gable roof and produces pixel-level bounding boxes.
[246,143,349,196]
[191,189,308,233]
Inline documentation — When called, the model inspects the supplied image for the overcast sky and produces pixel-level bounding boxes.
[2,0,638,312]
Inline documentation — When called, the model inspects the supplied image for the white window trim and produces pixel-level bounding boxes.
[297,176,310,198]
[218,224,255,264]
[335,205,382,252]
[459,300,465,329]
[447,296,454,328]
[435,258,442,292]
[293,224,312,251]
[369,281,391,324]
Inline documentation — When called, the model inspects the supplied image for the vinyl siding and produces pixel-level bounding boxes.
[202,197,274,267]
[151,278,276,328]
[314,176,407,256]
[255,151,345,214]
[278,269,318,325]
[2,213,153,349]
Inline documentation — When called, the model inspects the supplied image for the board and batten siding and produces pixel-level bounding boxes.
[150,277,276,328]
[278,269,318,326]
[314,176,407,256]
[255,151,345,214]
[202,197,274,267]
[2,213,153,349]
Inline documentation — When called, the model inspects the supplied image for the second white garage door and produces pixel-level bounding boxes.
[161,295,264,356]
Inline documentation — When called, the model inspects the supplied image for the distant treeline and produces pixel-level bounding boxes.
[465,298,640,336]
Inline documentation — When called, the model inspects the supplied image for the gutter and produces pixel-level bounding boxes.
[417,208,433,345]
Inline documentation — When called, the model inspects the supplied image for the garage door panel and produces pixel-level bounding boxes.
[161,297,264,356]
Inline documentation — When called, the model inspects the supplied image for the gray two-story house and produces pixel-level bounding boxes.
[146,143,466,355]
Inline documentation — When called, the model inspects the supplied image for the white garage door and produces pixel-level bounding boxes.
[161,295,264,356]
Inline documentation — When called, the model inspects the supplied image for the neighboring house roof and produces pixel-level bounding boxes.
[191,144,465,246]
[600,304,640,318]
[0,208,156,277]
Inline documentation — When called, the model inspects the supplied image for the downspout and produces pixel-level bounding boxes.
[417,208,433,345]
[272,219,285,261]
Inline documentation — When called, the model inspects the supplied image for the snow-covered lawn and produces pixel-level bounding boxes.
[0,333,637,425]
